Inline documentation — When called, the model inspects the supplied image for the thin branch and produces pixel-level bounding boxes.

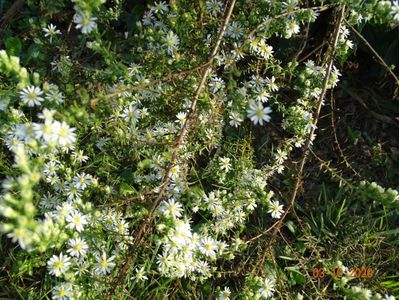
[248,5,330,37]
[105,1,237,296]
[345,20,399,86]
[329,90,362,178]
[254,7,347,274]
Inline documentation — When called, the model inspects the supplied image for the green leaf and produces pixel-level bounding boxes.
[4,37,22,56]
[119,182,137,196]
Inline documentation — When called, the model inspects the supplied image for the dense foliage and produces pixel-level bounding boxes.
[0,0,398,299]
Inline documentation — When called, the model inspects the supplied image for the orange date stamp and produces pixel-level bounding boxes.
[311,267,374,280]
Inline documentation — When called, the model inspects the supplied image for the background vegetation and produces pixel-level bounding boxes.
[0,0,398,299]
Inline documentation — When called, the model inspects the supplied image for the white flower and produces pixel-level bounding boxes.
[64,184,82,201]
[53,121,76,147]
[247,103,272,125]
[71,150,89,163]
[257,40,274,60]
[160,198,183,218]
[247,198,257,210]
[74,13,97,34]
[157,251,173,273]
[121,104,141,124]
[20,86,44,107]
[282,0,298,13]
[286,21,300,38]
[47,253,71,277]
[45,90,65,104]
[275,149,287,164]
[391,1,399,22]
[66,210,88,232]
[259,278,275,298]
[33,120,56,142]
[266,76,278,92]
[268,200,284,219]
[219,157,232,172]
[196,260,211,276]
[152,1,169,14]
[43,23,61,43]
[229,111,243,127]
[67,237,88,257]
[218,287,231,300]
[209,76,225,93]
[73,172,91,190]
[131,266,149,282]
[94,252,116,275]
[199,236,218,258]
[206,0,223,16]
[175,112,187,126]
[256,88,270,103]
[227,21,243,40]
[165,31,179,55]
[52,282,73,300]
[383,295,396,300]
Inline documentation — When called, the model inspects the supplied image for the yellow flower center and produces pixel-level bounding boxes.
[82,17,90,26]
[256,109,264,118]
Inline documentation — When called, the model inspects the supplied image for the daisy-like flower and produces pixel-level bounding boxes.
[67,237,89,257]
[282,0,298,13]
[196,260,211,276]
[74,12,97,34]
[43,161,59,176]
[247,102,272,125]
[157,251,173,273]
[209,76,225,93]
[226,21,243,40]
[131,266,149,282]
[286,21,300,38]
[43,24,61,43]
[257,40,274,60]
[152,1,169,14]
[71,150,89,163]
[64,184,82,201]
[259,278,275,298]
[121,104,141,124]
[383,295,396,300]
[275,149,287,164]
[160,198,183,218]
[218,287,231,300]
[20,86,44,107]
[247,198,257,210]
[229,111,243,127]
[45,90,65,104]
[256,88,270,103]
[47,253,71,277]
[66,210,88,232]
[33,120,56,142]
[199,236,218,258]
[391,1,399,22]
[165,31,180,55]
[175,112,187,125]
[73,172,91,190]
[53,121,76,147]
[219,157,232,172]
[94,252,116,275]
[206,0,223,16]
[266,76,279,92]
[52,282,73,300]
[268,200,284,219]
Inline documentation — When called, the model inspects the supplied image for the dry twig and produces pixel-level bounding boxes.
[254,6,347,274]
[105,1,237,297]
